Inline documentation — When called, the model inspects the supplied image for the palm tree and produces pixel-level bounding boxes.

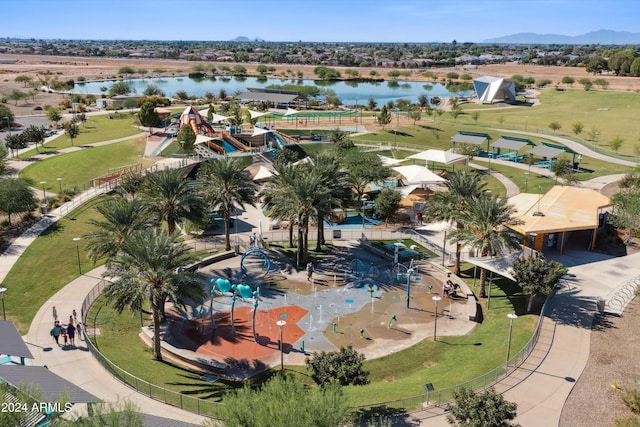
[424,171,486,275]
[198,157,258,251]
[262,161,328,266]
[140,168,206,235]
[450,195,523,298]
[84,197,158,265]
[310,153,351,250]
[261,163,300,249]
[102,228,204,361]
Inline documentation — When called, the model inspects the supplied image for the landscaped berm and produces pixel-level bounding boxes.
[152,245,475,379]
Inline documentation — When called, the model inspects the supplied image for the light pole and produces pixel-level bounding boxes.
[57,177,63,193]
[276,320,287,370]
[73,237,81,274]
[0,287,6,320]
[432,295,441,341]
[40,181,47,204]
[506,313,518,367]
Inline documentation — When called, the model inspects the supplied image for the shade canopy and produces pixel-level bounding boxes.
[0,365,99,403]
[248,110,270,119]
[492,138,528,151]
[392,165,447,184]
[378,155,403,166]
[407,149,468,165]
[195,134,215,144]
[284,107,300,116]
[252,165,274,181]
[528,145,564,159]
[450,134,487,146]
[466,252,520,282]
[251,127,271,137]
[0,321,34,360]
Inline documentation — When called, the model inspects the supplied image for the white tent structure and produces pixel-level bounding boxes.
[392,165,447,185]
[407,149,468,166]
[248,110,270,120]
[195,134,215,144]
[284,107,299,116]
[252,165,274,182]
[378,155,403,166]
[473,76,516,103]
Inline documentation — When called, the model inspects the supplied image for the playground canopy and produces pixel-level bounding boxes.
[248,110,270,120]
[378,155,403,166]
[528,145,564,159]
[465,251,520,282]
[492,138,530,151]
[284,107,300,116]
[0,321,33,363]
[392,165,447,185]
[195,134,215,144]
[407,149,468,165]
[473,76,516,103]
[451,134,487,146]
[252,165,274,182]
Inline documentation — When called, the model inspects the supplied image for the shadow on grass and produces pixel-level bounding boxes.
[40,221,64,237]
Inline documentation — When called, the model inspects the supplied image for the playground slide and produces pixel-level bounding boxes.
[190,119,199,136]
[203,140,225,154]
[222,132,249,151]
[273,130,298,145]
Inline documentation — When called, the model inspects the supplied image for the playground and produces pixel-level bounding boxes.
[159,243,475,379]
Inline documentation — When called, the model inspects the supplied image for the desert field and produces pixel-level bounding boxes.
[1,53,640,117]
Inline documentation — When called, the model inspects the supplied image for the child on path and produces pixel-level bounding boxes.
[72,309,77,323]
[306,262,314,282]
[52,306,58,321]
[76,323,83,341]
[62,327,68,346]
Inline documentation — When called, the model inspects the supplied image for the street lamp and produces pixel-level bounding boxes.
[73,237,81,274]
[276,320,287,370]
[432,295,441,341]
[506,313,518,367]
[40,181,47,204]
[57,177,63,193]
[0,287,6,320]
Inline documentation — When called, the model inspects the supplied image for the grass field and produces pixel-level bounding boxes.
[4,196,108,333]
[19,138,154,193]
[18,113,143,159]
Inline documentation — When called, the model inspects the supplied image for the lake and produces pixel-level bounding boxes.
[72,75,473,105]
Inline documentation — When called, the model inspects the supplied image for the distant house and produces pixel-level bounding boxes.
[472,76,516,103]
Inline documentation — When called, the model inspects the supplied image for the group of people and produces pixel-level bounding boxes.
[50,306,82,347]
[443,279,460,298]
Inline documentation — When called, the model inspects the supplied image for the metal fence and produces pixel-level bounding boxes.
[605,274,640,315]
[80,280,223,418]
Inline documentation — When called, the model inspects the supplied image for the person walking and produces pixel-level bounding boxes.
[76,322,83,341]
[66,322,76,346]
[52,306,58,321]
[62,326,68,346]
[72,309,77,324]
[50,321,62,347]
[306,262,314,282]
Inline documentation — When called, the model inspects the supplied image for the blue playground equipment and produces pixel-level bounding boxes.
[240,248,272,275]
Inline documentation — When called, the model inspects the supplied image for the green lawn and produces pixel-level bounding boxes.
[3,196,108,333]
[19,113,142,159]
[19,138,154,193]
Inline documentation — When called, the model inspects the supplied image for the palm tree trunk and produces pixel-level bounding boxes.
[479,267,487,298]
[316,214,325,251]
[454,221,464,276]
[224,212,231,251]
[152,307,163,361]
[297,226,305,267]
[288,222,294,248]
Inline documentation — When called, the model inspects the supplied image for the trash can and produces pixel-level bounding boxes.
[40,204,47,215]
[234,244,240,254]
[596,297,606,313]
[333,230,341,239]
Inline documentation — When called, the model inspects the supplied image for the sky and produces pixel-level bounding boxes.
[3,0,639,43]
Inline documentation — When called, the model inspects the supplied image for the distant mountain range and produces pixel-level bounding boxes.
[484,29,640,45]
[230,36,265,42]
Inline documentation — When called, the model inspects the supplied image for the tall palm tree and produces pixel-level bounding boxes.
[310,153,352,250]
[102,228,204,361]
[84,197,158,265]
[140,168,206,235]
[261,163,300,249]
[262,161,329,266]
[198,157,258,251]
[450,195,523,298]
[424,171,486,275]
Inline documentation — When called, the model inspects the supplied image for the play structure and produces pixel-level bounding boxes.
[177,106,216,136]
[154,242,474,380]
